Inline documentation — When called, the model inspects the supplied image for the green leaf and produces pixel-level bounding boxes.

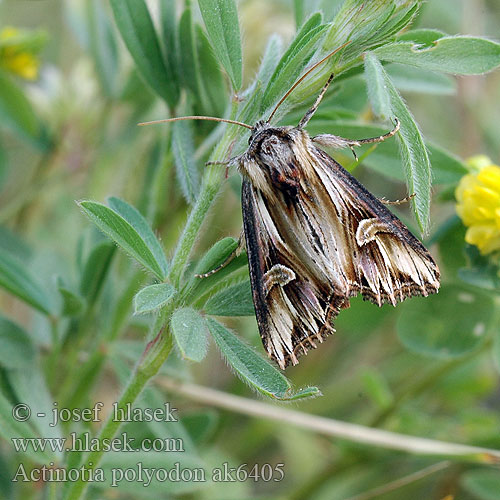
[188,236,238,280]
[0,316,35,369]
[373,36,500,75]
[283,386,322,400]
[397,29,446,45]
[364,52,431,233]
[160,0,180,98]
[293,0,305,28]
[178,10,226,118]
[397,285,493,359]
[462,469,500,500]
[109,0,179,107]
[57,281,85,317]
[79,240,115,307]
[195,25,227,118]
[79,200,167,280]
[198,0,242,89]
[364,56,391,117]
[0,390,53,463]
[204,280,254,316]
[184,238,248,304]
[0,247,53,315]
[322,1,419,71]
[262,13,327,112]
[0,70,48,149]
[134,283,176,315]
[178,8,198,95]
[86,0,119,97]
[172,119,199,204]
[458,245,500,292]
[434,219,467,276]
[206,318,313,400]
[256,34,283,88]
[293,0,341,27]
[9,363,63,448]
[171,307,208,362]
[108,197,169,276]
[182,410,218,445]
[387,64,456,95]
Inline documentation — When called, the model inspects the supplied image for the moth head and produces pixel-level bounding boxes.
[248,126,296,162]
[248,120,269,144]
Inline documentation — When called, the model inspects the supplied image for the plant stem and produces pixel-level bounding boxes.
[344,461,451,500]
[168,101,241,288]
[158,377,500,463]
[168,166,223,287]
[46,316,62,388]
[64,330,173,500]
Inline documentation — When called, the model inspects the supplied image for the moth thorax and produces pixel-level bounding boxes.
[239,157,273,197]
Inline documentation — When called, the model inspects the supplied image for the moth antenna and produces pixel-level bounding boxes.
[267,41,351,124]
[298,73,334,129]
[138,115,253,130]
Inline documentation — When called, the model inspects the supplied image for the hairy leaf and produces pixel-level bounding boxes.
[110,0,179,107]
[198,0,242,89]
[79,200,167,280]
[373,36,500,75]
[364,52,431,233]
[204,280,254,316]
[134,283,176,314]
[171,307,208,362]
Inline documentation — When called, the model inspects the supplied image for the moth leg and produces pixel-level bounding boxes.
[205,160,229,166]
[263,264,296,297]
[195,231,245,279]
[204,138,239,177]
[312,119,400,158]
[298,74,334,129]
[379,193,415,205]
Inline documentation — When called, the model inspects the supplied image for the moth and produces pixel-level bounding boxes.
[141,51,440,370]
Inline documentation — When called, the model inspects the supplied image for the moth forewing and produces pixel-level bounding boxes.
[238,122,439,369]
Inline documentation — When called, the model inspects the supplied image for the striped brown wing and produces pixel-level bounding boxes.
[241,139,439,369]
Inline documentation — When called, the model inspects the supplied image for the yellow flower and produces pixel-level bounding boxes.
[0,27,42,80]
[456,156,500,255]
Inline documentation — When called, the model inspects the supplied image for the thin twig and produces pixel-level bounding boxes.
[343,461,451,500]
[157,377,500,463]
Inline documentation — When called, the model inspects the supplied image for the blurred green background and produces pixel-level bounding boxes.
[1,1,500,499]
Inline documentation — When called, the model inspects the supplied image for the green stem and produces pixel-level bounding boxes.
[46,316,62,388]
[168,167,222,287]
[64,329,173,500]
[168,101,241,288]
